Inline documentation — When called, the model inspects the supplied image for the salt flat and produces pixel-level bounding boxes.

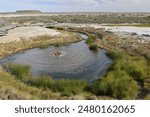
[0,26,60,43]
[104,26,150,36]
[54,23,150,35]
[54,23,150,40]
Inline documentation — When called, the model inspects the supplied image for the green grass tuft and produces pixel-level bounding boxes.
[4,63,30,83]
[31,77,88,96]
[86,34,97,45]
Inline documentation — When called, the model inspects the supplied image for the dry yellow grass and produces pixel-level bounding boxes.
[0,31,82,57]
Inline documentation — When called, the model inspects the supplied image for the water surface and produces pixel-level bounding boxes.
[0,33,112,83]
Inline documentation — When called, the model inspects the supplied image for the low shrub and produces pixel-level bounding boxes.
[86,35,99,51]
[89,44,99,51]
[86,34,97,45]
[92,70,139,99]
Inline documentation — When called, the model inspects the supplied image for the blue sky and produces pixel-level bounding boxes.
[0,0,150,12]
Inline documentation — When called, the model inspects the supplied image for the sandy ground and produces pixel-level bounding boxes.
[0,26,61,43]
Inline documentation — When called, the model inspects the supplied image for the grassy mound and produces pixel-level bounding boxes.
[89,44,99,51]
[0,68,59,100]
[86,35,97,45]
[92,51,150,99]
[92,70,138,99]
[86,34,99,51]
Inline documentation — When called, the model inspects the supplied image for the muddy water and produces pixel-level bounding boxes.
[0,33,112,83]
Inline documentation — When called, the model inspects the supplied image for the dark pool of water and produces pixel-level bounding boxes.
[0,33,112,83]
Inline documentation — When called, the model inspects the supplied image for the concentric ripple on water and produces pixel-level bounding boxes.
[0,33,112,83]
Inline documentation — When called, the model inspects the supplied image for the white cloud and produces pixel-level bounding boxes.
[0,0,150,12]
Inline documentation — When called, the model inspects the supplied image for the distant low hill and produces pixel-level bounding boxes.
[15,10,42,14]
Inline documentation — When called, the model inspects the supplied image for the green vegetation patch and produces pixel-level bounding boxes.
[89,44,99,51]
[86,35,97,45]
[86,34,99,51]
[92,51,150,99]
[4,63,30,83]
[4,63,88,96]
[92,70,138,99]
[31,76,88,96]
[107,52,150,82]
[0,68,59,100]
